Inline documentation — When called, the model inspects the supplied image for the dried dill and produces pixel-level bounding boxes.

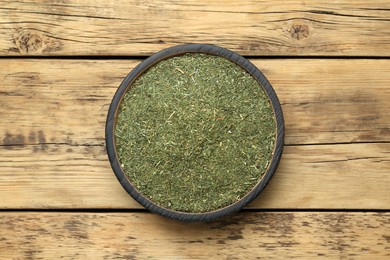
[115,53,276,213]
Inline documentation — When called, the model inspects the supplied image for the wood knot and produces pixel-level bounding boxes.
[15,30,44,54]
[13,29,62,54]
[289,23,309,40]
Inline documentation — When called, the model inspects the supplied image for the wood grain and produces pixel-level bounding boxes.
[1,1,388,256]
[0,143,388,209]
[0,212,389,259]
[0,58,389,210]
[1,0,389,56]
[1,59,389,147]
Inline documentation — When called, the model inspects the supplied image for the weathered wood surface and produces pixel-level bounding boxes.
[1,0,389,56]
[0,143,388,209]
[1,1,389,258]
[0,212,389,259]
[1,59,389,146]
[0,59,389,209]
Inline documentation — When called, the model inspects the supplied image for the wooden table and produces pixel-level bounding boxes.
[1,1,389,259]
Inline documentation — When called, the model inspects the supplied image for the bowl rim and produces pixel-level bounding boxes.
[106,43,285,222]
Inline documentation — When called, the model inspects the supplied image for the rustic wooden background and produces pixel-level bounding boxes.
[0,0,389,259]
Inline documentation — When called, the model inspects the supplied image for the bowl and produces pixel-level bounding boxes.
[106,44,284,222]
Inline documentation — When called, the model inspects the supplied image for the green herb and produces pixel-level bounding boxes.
[115,53,276,213]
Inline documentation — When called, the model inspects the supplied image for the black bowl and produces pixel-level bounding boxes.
[106,44,284,222]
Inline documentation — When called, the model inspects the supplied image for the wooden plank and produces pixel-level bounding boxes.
[0,143,388,209]
[0,58,389,209]
[0,212,389,259]
[1,59,389,147]
[1,0,389,56]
